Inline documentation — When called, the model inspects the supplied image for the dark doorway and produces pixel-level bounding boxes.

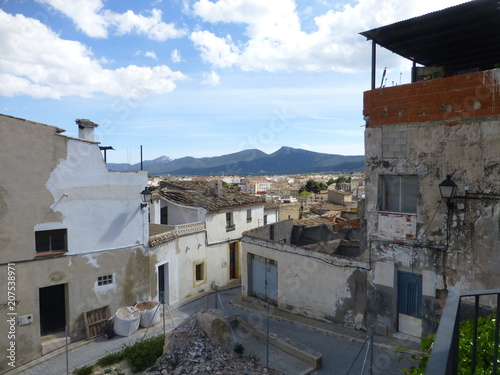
[160,206,168,225]
[39,284,66,336]
[229,242,236,279]
[158,263,169,304]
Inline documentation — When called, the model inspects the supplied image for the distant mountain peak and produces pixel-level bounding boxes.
[107,147,364,176]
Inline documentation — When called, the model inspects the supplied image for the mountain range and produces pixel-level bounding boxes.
[107,147,364,176]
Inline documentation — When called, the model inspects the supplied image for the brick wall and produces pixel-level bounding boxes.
[363,69,500,127]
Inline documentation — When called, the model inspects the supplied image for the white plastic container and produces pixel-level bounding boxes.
[135,301,161,328]
[113,306,140,336]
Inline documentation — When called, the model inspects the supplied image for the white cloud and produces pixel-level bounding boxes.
[202,70,220,86]
[171,49,182,63]
[36,0,186,40]
[144,51,158,60]
[191,0,466,73]
[0,10,186,99]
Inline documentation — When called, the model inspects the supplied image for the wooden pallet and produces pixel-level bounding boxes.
[83,305,111,340]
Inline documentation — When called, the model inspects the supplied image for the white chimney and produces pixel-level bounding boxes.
[76,119,98,141]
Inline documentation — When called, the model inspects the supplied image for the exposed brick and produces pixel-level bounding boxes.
[364,68,500,127]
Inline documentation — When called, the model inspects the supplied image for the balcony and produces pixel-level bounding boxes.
[426,287,500,375]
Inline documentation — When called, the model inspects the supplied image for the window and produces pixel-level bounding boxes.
[226,212,235,231]
[246,209,252,222]
[97,274,113,286]
[35,229,67,253]
[381,175,418,213]
[194,261,206,284]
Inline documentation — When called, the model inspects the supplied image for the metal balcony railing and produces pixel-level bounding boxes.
[426,287,500,375]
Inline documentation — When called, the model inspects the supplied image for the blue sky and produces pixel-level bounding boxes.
[0,0,466,163]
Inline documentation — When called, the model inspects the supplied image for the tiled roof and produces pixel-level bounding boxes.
[157,180,265,212]
[293,217,333,228]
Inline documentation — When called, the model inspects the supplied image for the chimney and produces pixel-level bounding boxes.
[76,119,98,141]
[209,179,222,197]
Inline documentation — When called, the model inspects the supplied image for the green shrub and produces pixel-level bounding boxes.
[96,351,125,367]
[73,365,93,375]
[122,334,165,372]
[398,313,499,374]
[234,343,244,356]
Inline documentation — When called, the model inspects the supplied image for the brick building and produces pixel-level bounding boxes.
[360,0,500,338]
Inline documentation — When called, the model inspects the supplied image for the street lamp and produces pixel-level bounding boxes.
[438,175,457,207]
[140,187,152,208]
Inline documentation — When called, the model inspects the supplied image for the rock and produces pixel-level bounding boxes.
[151,309,285,375]
[195,309,230,346]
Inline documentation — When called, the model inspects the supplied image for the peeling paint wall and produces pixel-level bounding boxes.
[0,115,149,371]
[150,230,240,305]
[364,76,500,337]
[241,235,368,329]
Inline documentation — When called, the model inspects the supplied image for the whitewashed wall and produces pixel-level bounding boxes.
[43,138,148,253]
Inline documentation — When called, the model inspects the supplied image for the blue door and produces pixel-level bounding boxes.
[397,271,422,318]
[251,254,278,304]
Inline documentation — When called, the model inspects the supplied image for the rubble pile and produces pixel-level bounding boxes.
[144,309,284,375]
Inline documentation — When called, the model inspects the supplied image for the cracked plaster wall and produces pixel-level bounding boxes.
[365,116,500,336]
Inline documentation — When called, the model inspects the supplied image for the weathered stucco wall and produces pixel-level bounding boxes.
[365,114,500,336]
[150,230,241,306]
[241,236,369,328]
[0,115,149,371]
[0,246,149,372]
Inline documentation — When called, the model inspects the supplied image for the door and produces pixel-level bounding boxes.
[158,263,169,305]
[229,242,237,279]
[251,254,278,305]
[397,271,422,337]
[160,206,168,225]
[39,284,66,336]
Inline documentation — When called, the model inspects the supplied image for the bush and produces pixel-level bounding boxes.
[73,365,93,375]
[122,334,165,372]
[96,351,125,367]
[398,313,499,374]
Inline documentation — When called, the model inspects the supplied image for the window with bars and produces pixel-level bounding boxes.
[380,175,418,214]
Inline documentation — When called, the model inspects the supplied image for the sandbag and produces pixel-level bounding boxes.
[113,306,140,336]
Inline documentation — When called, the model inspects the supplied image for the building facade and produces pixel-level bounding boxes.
[0,115,149,371]
[361,1,500,338]
[148,180,265,305]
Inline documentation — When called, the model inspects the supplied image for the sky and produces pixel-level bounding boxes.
[0,0,467,164]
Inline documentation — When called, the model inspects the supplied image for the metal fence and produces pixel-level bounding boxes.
[426,286,500,375]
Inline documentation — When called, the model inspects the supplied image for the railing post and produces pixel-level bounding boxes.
[494,293,500,375]
[426,286,461,375]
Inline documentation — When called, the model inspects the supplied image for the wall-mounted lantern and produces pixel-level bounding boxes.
[438,175,457,208]
[140,187,152,208]
[439,175,500,209]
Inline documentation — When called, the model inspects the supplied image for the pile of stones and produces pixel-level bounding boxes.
[144,309,284,375]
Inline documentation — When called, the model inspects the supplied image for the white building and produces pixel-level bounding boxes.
[0,115,149,371]
[148,180,265,304]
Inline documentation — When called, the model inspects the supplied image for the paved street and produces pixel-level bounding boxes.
[8,287,416,375]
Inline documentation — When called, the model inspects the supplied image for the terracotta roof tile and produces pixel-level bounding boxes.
[157,180,264,212]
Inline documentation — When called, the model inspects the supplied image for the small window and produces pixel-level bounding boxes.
[194,261,206,283]
[380,175,418,214]
[226,212,235,231]
[35,229,67,253]
[246,209,252,222]
[97,274,113,286]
